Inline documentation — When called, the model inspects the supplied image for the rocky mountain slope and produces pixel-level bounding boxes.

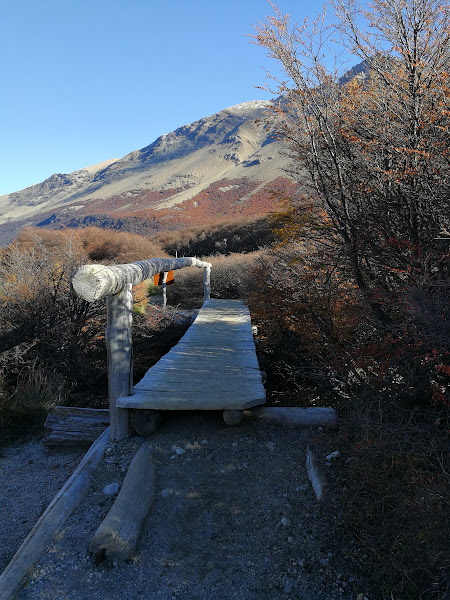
[0,100,299,245]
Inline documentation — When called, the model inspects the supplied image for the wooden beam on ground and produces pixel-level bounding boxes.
[43,407,110,446]
[245,406,338,428]
[89,444,156,562]
[0,428,110,600]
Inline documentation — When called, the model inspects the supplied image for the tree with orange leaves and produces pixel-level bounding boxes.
[251,0,450,297]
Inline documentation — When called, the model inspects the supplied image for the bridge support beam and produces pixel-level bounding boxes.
[107,284,133,440]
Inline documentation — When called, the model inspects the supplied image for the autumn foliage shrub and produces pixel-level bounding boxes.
[158,216,278,257]
[252,2,450,592]
[166,252,261,308]
[0,227,176,435]
[0,230,105,430]
[246,184,449,597]
[78,226,167,264]
[249,240,449,598]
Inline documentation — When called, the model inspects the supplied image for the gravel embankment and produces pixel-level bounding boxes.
[1,413,362,600]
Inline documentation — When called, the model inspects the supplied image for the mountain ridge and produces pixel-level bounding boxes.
[0,99,298,244]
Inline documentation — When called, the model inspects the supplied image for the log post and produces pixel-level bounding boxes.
[162,271,168,309]
[71,257,212,441]
[106,283,133,440]
[204,264,211,301]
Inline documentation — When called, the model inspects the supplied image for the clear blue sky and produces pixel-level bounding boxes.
[0,0,344,195]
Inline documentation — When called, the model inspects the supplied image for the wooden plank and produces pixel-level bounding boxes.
[89,444,156,562]
[173,338,256,347]
[136,368,263,384]
[156,347,259,362]
[0,428,110,600]
[116,389,265,410]
[134,377,265,394]
[142,364,261,374]
[153,356,260,370]
[166,350,257,360]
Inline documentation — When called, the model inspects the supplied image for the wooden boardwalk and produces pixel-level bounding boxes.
[116,299,266,411]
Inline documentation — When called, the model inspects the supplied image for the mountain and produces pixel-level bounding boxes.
[0,100,299,245]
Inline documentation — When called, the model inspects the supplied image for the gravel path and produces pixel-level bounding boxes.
[1,413,361,600]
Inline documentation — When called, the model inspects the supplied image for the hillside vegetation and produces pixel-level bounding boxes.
[250,0,450,597]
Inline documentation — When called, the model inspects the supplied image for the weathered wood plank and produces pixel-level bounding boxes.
[124,298,265,412]
[140,364,262,374]
[117,390,265,410]
[0,428,110,600]
[134,376,265,394]
[89,444,156,562]
[155,355,260,370]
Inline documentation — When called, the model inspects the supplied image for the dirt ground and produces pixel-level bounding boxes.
[1,412,366,600]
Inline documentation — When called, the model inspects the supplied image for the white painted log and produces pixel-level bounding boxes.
[89,444,156,562]
[0,428,110,600]
[72,257,212,302]
[107,284,133,440]
[244,407,338,428]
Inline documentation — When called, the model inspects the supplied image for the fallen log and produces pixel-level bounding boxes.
[0,427,110,600]
[245,406,338,428]
[89,443,156,562]
[43,407,110,446]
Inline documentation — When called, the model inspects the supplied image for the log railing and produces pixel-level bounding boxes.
[72,257,212,440]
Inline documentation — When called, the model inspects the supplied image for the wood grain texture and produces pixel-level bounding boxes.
[0,428,110,600]
[72,257,212,302]
[107,284,133,440]
[117,299,266,411]
[43,407,110,446]
[89,444,156,562]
